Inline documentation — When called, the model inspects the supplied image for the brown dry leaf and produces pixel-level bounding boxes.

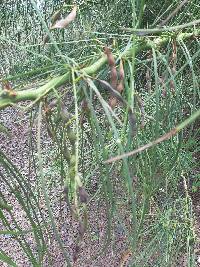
[51,5,77,29]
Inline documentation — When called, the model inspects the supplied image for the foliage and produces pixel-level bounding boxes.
[0,0,200,266]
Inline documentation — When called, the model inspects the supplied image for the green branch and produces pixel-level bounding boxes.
[105,108,200,163]
[121,18,200,35]
[0,29,199,110]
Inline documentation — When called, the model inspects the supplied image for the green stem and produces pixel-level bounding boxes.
[121,18,200,34]
[0,30,199,110]
[105,108,200,163]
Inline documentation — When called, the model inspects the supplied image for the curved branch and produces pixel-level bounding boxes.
[0,30,199,110]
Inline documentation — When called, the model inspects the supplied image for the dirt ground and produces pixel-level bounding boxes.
[0,106,199,267]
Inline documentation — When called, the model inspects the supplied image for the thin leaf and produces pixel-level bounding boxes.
[0,123,11,137]
[0,250,18,267]
[105,108,200,163]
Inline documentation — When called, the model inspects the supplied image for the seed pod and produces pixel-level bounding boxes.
[104,47,119,107]
[109,97,117,108]
[78,186,89,203]
[81,99,89,113]
[73,244,80,262]
[60,107,71,123]
[146,52,152,92]
[70,155,76,167]
[159,76,167,97]
[68,167,75,180]
[43,34,49,45]
[2,80,12,90]
[46,124,54,139]
[110,67,118,89]
[48,99,57,109]
[169,79,175,93]
[117,81,123,94]
[63,185,68,195]
[104,46,115,67]
[63,144,71,163]
[128,109,137,137]
[78,221,85,237]
[119,60,125,81]
[67,130,76,144]
[136,95,145,128]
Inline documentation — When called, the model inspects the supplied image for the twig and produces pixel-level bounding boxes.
[121,19,200,35]
[159,0,189,27]
[105,108,200,163]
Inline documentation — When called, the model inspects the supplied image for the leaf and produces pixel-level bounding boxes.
[0,249,18,267]
[0,199,13,211]
[51,5,77,29]
[0,123,11,137]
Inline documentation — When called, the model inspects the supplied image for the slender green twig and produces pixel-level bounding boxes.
[121,18,200,34]
[105,108,200,163]
[37,102,71,266]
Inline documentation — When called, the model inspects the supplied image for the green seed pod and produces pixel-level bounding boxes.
[67,130,76,143]
[70,155,76,167]
[60,108,71,123]
[63,144,71,163]
[68,167,75,180]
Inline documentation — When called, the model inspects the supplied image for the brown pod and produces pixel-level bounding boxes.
[110,66,118,89]
[109,96,117,108]
[128,109,137,137]
[51,5,77,29]
[119,60,125,81]
[78,221,85,237]
[159,76,167,97]
[146,51,152,92]
[170,79,175,93]
[104,47,115,67]
[2,80,12,90]
[117,81,124,93]
[73,244,80,262]
[82,99,89,112]
[78,186,89,203]
[64,185,68,195]
[43,34,49,45]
